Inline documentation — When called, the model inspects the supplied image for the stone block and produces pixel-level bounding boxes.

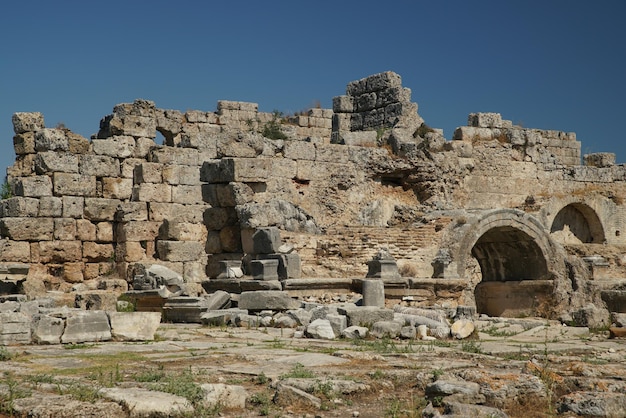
[149,146,199,165]
[12,112,45,134]
[150,203,205,223]
[62,196,84,218]
[132,183,171,202]
[265,253,301,279]
[53,173,96,197]
[134,162,163,184]
[204,206,238,231]
[362,279,385,307]
[467,112,505,128]
[162,164,201,185]
[38,196,62,217]
[284,140,315,160]
[32,314,64,344]
[200,308,247,326]
[171,185,204,204]
[91,135,136,158]
[0,312,31,344]
[156,241,204,262]
[200,158,269,183]
[238,290,301,311]
[35,128,68,151]
[250,259,279,280]
[584,152,615,168]
[336,306,394,327]
[116,202,148,222]
[79,155,120,177]
[83,242,114,262]
[0,217,54,241]
[37,241,82,262]
[61,310,112,343]
[117,241,146,262]
[116,221,161,242]
[216,182,254,207]
[84,198,122,221]
[13,132,36,155]
[54,218,76,240]
[220,225,242,252]
[239,280,282,291]
[102,177,133,199]
[1,197,39,217]
[108,311,161,341]
[34,152,79,174]
[159,220,206,241]
[367,259,400,279]
[0,241,31,262]
[242,227,281,254]
[15,175,53,197]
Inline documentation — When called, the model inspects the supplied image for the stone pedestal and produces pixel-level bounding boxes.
[366,259,400,279]
[362,279,385,307]
[250,259,279,281]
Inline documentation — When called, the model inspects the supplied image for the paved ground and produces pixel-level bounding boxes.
[0,319,624,417]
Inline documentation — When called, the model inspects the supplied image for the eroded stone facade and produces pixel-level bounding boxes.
[2,71,626,322]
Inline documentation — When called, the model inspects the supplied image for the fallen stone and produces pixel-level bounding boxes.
[206,290,231,310]
[337,306,393,327]
[443,401,508,418]
[100,387,193,417]
[361,279,385,307]
[200,383,248,409]
[12,394,126,418]
[450,319,475,339]
[200,308,247,326]
[400,325,417,339]
[0,312,31,344]
[342,326,369,339]
[326,313,347,336]
[281,378,370,395]
[557,391,626,417]
[61,310,111,344]
[426,379,480,397]
[273,383,321,409]
[238,290,301,311]
[273,313,298,328]
[287,308,312,326]
[108,311,161,341]
[31,314,64,344]
[306,319,336,340]
[369,320,402,339]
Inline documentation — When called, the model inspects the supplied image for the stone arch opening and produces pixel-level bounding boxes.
[550,203,605,244]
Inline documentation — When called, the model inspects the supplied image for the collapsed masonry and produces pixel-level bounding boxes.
[1,71,626,326]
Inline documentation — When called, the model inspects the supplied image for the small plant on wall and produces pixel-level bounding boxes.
[262,110,288,140]
[1,178,12,200]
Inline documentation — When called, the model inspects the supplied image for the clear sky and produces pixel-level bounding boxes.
[2,1,625,176]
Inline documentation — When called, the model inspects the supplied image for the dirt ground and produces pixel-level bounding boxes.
[0,319,624,417]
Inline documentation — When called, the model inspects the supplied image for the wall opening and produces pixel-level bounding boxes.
[472,225,552,317]
[550,203,605,244]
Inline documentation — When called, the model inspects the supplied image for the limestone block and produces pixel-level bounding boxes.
[92,135,135,158]
[13,132,36,155]
[220,225,242,252]
[340,131,378,146]
[83,242,114,262]
[250,259,279,280]
[171,185,204,204]
[108,113,156,139]
[53,173,96,197]
[62,196,84,218]
[150,203,205,223]
[376,86,411,107]
[134,162,163,184]
[35,128,68,151]
[79,155,120,177]
[201,383,248,410]
[370,320,402,338]
[132,183,171,202]
[362,279,385,307]
[108,311,161,341]
[284,140,315,160]
[326,313,347,336]
[162,164,201,185]
[450,319,475,339]
[15,175,53,197]
[584,152,615,168]
[38,241,82,262]
[100,387,192,417]
[204,207,238,230]
[336,306,394,327]
[54,218,76,240]
[0,241,31,263]
[238,290,301,311]
[0,218,54,241]
[67,131,90,154]
[239,280,282,291]
[84,198,121,221]
[156,241,204,262]
[200,158,269,183]
[116,202,148,222]
[116,221,161,242]
[241,227,282,254]
[102,177,133,199]
[34,151,78,174]
[295,160,326,181]
[362,108,385,128]
[270,158,297,178]
[1,197,39,217]
[468,112,506,128]
[215,182,254,207]
[12,112,45,134]
[159,220,206,241]
[315,143,350,163]
[149,147,199,165]
[117,241,146,262]
[32,314,64,344]
[0,312,31,344]
[265,253,302,279]
[63,262,84,283]
[332,95,354,113]
[38,196,62,217]
[305,318,336,340]
[61,310,112,343]
[75,220,97,241]
[205,231,222,254]
[183,261,208,284]
[342,326,368,339]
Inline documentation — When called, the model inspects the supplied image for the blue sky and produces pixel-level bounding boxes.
[2,1,625,176]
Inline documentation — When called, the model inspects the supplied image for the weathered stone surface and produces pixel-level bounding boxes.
[369,320,402,338]
[557,391,626,417]
[273,383,321,409]
[201,383,248,409]
[238,291,301,311]
[12,112,45,134]
[108,311,161,341]
[337,306,394,327]
[100,387,193,417]
[450,319,475,339]
[342,325,369,339]
[362,279,385,307]
[305,318,336,340]
[426,379,481,397]
[14,175,53,197]
[0,312,31,344]
[35,128,68,152]
[0,217,54,241]
[31,314,64,344]
[61,310,111,343]
[156,241,204,262]
[53,173,96,196]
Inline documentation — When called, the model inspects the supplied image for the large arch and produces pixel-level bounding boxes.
[550,203,605,244]
[445,209,559,317]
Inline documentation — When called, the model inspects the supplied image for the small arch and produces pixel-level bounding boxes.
[550,203,605,244]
